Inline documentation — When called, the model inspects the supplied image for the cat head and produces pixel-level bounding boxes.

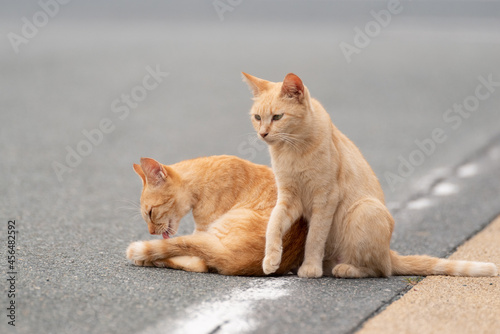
[133,158,190,239]
[242,72,313,146]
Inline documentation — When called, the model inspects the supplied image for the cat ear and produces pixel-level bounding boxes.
[140,158,167,187]
[280,73,305,100]
[133,163,146,186]
[242,72,270,97]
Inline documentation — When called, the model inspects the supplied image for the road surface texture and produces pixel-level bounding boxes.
[1,1,499,334]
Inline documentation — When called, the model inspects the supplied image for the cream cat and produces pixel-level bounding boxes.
[126,155,307,276]
[242,72,498,278]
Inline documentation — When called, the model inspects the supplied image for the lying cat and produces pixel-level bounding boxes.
[242,72,498,278]
[126,155,307,275]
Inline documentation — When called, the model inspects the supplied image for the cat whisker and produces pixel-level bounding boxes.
[276,131,301,138]
[279,137,299,150]
[114,199,143,220]
[158,225,177,237]
[281,133,306,147]
[122,211,144,221]
[277,132,303,141]
[115,198,140,205]
[114,199,141,210]
[115,206,142,217]
[275,132,305,151]
[238,132,259,138]
[116,205,140,212]
[133,212,143,219]
[115,199,141,211]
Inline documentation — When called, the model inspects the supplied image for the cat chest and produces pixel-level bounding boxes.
[276,166,335,194]
[277,172,337,217]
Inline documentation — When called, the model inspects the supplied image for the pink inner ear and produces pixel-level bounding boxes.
[281,73,304,97]
[140,158,166,185]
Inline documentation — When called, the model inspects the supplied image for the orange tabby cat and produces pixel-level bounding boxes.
[242,72,498,278]
[126,155,307,276]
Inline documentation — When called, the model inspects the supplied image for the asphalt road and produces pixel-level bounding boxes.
[1,2,500,333]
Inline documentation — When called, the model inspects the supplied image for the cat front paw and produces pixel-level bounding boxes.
[126,241,147,262]
[332,263,364,278]
[297,263,323,278]
[133,260,155,267]
[263,250,282,275]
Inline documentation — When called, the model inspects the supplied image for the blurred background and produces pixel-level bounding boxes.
[2,1,500,199]
[1,1,499,202]
[1,1,499,333]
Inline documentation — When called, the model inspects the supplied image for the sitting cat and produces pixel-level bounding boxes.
[126,155,307,276]
[242,72,498,278]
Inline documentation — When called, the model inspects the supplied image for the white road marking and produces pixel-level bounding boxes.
[432,182,459,196]
[138,278,291,334]
[406,198,433,210]
[411,167,450,193]
[456,163,479,178]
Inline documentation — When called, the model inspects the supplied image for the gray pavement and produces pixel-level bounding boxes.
[1,2,500,333]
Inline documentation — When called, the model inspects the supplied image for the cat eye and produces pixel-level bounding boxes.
[272,113,284,121]
[148,208,153,220]
[254,114,261,121]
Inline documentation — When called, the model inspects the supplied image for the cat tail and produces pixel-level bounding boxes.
[390,250,498,277]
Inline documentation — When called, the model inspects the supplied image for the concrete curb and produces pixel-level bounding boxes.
[357,215,500,334]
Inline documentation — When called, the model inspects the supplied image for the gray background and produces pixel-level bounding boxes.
[1,1,499,333]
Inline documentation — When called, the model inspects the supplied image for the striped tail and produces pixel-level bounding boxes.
[390,250,498,277]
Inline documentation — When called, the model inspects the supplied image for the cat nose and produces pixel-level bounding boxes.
[148,223,156,235]
[260,132,269,138]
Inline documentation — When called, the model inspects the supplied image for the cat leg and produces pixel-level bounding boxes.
[297,207,335,278]
[332,198,393,278]
[127,233,226,270]
[153,256,208,273]
[131,256,208,273]
[263,195,302,275]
